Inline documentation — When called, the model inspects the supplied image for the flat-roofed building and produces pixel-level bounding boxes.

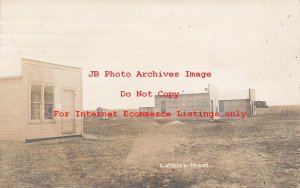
[0,59,83,142]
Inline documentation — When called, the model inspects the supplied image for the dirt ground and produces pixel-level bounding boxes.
[0,106,299,187]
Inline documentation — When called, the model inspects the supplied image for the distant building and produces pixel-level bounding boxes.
[154,84,219,119]
[82,107,110,122]
[255,101,268,108]
[219,89,256,117]
[139,107,155,119]
[154,84,256,119]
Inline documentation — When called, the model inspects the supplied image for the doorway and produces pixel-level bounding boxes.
[62,90,75,134]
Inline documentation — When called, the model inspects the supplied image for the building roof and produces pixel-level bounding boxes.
[0,75,22,80]
[22,58,82,70]
[1,59,82,80]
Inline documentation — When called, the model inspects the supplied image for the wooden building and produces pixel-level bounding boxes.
[139,107,155,119]
[0,59,83,142]
[154,84,220,119]
[154,85,257,119]
[219,89,256,117]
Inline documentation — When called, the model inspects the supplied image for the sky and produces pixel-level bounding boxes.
[0,0,299,109]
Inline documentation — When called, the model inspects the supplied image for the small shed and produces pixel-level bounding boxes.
[139,107,155,119]
[0,59,83,142]
[219,89,256,117]
[256,101,268,108]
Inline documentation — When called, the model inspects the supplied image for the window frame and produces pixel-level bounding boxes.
[29,82,56,123]
[30,84,42,122]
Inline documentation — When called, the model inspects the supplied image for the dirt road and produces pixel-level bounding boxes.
[0,106,299,187]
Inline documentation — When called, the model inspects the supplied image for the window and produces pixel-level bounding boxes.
[44,86,54,120]
[31,85,42,120]
[30,84,54,121]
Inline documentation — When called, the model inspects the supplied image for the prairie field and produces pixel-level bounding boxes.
[0,105,299,187]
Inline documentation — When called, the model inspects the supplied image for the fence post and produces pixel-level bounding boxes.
[96,107,101,138]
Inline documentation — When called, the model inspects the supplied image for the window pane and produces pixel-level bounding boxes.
[44,86,54,104]
[31,103,41,120]
[31,85,42,102]
[44,104,53,119]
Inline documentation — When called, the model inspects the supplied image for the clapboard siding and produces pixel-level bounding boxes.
[0,59,83,142]
[21,59,83,140]
[155,93,211,118]
[220,99,250,117]
[0,78,25,141]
